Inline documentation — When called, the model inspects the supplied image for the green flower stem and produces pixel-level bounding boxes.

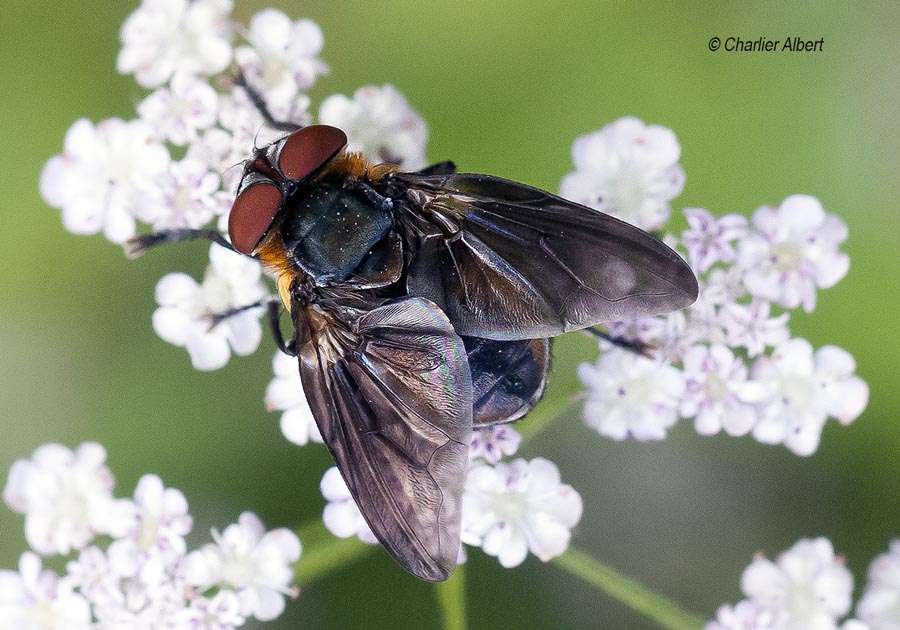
[517,398,578,441]
[553,547,706,630]
[434,563,468,630]
[293,521,375,584]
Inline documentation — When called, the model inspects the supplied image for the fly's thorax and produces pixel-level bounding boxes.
[278,175,395,286]
[322,150,400,181]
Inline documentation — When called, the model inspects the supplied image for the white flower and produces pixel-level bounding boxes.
[183,512,300,621]
[117,0,233,88]
[105,475,192,586]
[703,265,748,306]
[3,442,115,555]
[189,90,295,196]
[319,467,378,544]
[40,118,170,243]
[738,195,850,312]
[63,544,190,628]
[814,346,871,425]
[745,339,868,456]
[318,84,428,170]
[681,208,748,273]
[579,347,685,441]
[170,590,246,630]
[705,600,776,630]
[137,73,219,145]
[90,577,188,630]
[741,538,853,630]
[461,458,582,568]
[0,553,91,630]
[469,425,522,464]
[152,243,268,371]
[681,344,758,437]
[685,294,727,350]
[62,546,118,610]
[559,117,685,230]
[720,300,791,358]
[857,540,900,630]
[235,9,327,117]
[265,351,322,446]
[135,157,226,230]
[611,310,691,364]
[657,310,692,362]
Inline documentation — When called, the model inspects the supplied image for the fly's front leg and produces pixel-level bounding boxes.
[125,229,235,259]
[203,297,297,356]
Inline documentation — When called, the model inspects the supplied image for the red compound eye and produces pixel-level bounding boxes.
[278,125,348,181]
[228,182,283,255]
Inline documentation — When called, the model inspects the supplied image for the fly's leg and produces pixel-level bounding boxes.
[204,298,297,356]
[233,70,301,133]
[266,300,297,356]
[125,229,236,259]
[582,327,655,359]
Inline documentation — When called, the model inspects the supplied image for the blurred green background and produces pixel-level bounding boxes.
[1,1,898,628]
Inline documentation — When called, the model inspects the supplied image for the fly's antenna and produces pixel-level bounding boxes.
[252,125,265,152]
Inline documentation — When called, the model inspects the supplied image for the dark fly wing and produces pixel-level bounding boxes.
[463,336,550,427]
[393,173,699,340]
[294,296,472,582]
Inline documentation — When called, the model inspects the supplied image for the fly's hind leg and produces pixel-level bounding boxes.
[582,327,655,359]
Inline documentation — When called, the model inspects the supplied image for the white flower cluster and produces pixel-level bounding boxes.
[570,126,867,456]
[461,458,583,568]
[707,537,900,630]
[560,117,685,231]
[40,0,429,371]
[153,244,268,371]
[0,443,301,629]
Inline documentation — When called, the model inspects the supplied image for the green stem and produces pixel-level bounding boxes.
[434,563,468,630]
[516,330,599,443]
[516,398,579,442]
[553,547,705,630]
[293,521,375,584]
